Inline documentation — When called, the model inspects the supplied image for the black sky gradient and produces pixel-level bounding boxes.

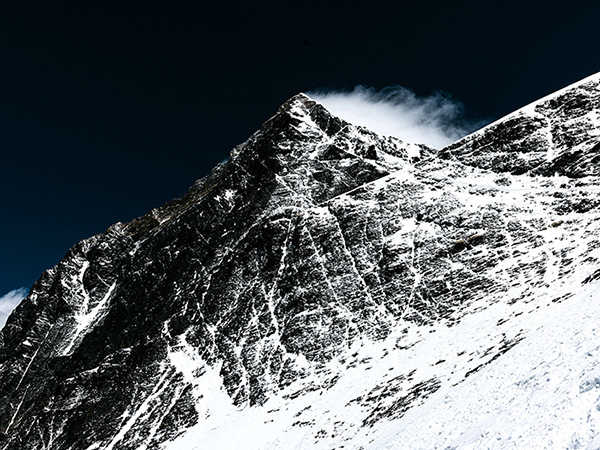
[1,0,599,295]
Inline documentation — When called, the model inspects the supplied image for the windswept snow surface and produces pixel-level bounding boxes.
[373,285,600,450]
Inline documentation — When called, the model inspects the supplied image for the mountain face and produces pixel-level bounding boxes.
[1,74,600,449]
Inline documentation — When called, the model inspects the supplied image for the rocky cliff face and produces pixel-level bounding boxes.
[1,74,600,450]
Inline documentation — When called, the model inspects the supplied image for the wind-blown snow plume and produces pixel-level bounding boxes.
[309,86,488,148]
[0,287,28,328]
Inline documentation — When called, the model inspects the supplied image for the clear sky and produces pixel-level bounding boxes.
[1,0,599,296]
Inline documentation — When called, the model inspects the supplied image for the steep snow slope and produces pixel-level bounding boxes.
[376,281,600,450]
[1,73,600,450]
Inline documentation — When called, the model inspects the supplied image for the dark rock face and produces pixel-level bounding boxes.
[1,74,600,449]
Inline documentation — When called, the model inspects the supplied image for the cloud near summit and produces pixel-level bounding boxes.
[0,287,28,328]
[308,85,488,149]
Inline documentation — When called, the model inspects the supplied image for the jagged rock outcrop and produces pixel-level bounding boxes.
[1,73,600,450]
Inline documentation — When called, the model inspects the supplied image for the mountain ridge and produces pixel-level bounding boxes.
[443,72,600,177]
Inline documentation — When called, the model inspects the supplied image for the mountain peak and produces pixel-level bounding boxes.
[108,93,421,242]
[220,92,418,207]
[250,92,348,146]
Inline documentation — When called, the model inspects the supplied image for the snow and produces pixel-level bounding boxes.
[375,283,600,450]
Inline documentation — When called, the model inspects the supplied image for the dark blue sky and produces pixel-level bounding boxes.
[1,0,599,295]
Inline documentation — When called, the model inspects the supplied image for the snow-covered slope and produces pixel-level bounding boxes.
[1,73,600,450]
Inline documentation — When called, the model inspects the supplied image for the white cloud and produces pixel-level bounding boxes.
[0,287,28,329]
[308,85,488,149]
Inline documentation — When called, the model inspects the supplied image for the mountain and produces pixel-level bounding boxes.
[1,73,600,450]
